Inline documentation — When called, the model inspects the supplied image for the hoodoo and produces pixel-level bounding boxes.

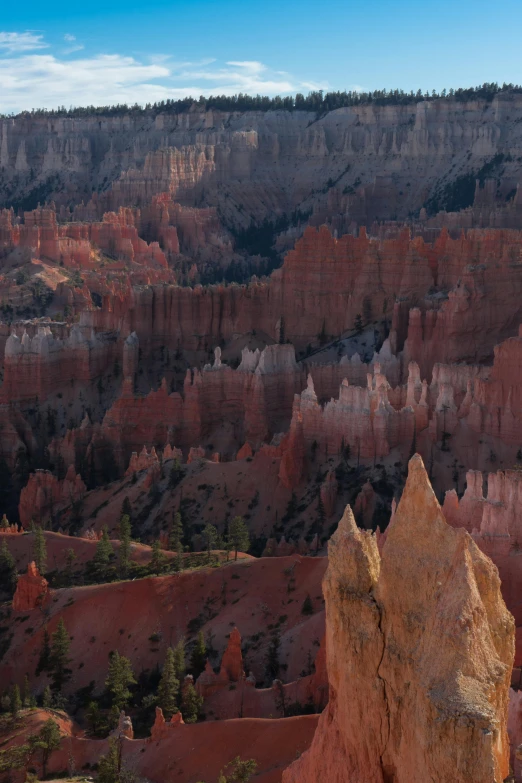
[283,455,515,783]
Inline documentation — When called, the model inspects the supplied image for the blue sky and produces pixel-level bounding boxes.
[1,0,522,112]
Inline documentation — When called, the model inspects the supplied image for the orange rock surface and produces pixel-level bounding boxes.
[283,455,514,783]
[12,561,49,612]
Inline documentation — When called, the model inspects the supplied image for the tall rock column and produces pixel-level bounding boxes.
[283,455,514,783]
[122,331,139,379]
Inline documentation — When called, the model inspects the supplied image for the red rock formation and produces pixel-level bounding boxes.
[111,711,134,740]
[70,224,522,363]
[196,630,328,721]
[13,562,49,611]
[443,467,522,668]
[1,205,174,273]
[1,323,120,406]
[219,627,244,682]
[125,446,160,476]
[353,479,376,529]
[319,470,337,517]
[236,442,253,460]
[196,628,245,701]
[283,455,514,783]
[279,407,305,490]
[187,446,205,463]
[399,229,522,376]
[71,344,304,475]
[149,706,184,742]
[508,689,522,781]
[19,467,86,529]
[290,371,414,464]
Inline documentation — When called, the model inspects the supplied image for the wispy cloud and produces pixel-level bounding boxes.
[61,33,84,54]
[63,44,85,54]
[0,31,327,113]
[0,31,48,53]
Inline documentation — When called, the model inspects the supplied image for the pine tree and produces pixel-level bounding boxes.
[228,516,249,561]
[301,594,314,615]
[224,757,258,782]
[180,681,202,724]
[33,526,47,574]
[157,647,179,720]
[172,638,186,682]
[30,718,61,778]
[121,496,132,519]
[0,539,17,596]
[42,685,52,709]
[202,524,217,563]
[36,628,52,675]
[150,540,166,574]
[118,514,131,576]
[64,547,77,584]
[169,511,184,554]
[317,495,325,527]
[21,675,30,708]
[169,458,183,489]
[93,527,112,581]
[97,736,121,783]
[10,685,21,721]
[354,313,363,334]
[50,618,71,692]
[86,700,102,736]
[190,631,207,678]
[105,651,136,710]
[175,544,184,572]
[265,629,280,682]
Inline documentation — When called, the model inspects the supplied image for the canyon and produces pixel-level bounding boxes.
[3,91,522,782]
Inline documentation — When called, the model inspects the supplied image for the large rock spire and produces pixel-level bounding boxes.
[283,454,514,783]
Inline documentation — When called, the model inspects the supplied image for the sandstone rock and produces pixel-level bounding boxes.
[353,479,376,529]
[187,446,205,463]
[196,628,245,700]
[319,470,337,517]
[508,689,522,781]
[283,455,514,783]
[236,442,253,460]
[220,628,244,682]
[19,468,86,529]
[13,562,49,612]
[149,706,184,742]
[111,710,134,740]
[125,446,159,476]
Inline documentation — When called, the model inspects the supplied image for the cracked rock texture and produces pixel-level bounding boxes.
[283,454,514,783]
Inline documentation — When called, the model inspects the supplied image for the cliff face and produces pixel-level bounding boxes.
[3,96,522,228]
[71,224,522,356]
[18,466,86,529]
[283,455,514,783]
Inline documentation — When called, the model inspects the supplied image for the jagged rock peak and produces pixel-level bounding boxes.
[283,454,515,783]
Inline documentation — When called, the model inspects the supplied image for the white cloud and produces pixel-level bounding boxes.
[63,44,85,54]
[0,32,47,53]
[226,61,265,72]
[0,31,326,113]
[61,33,84,54]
